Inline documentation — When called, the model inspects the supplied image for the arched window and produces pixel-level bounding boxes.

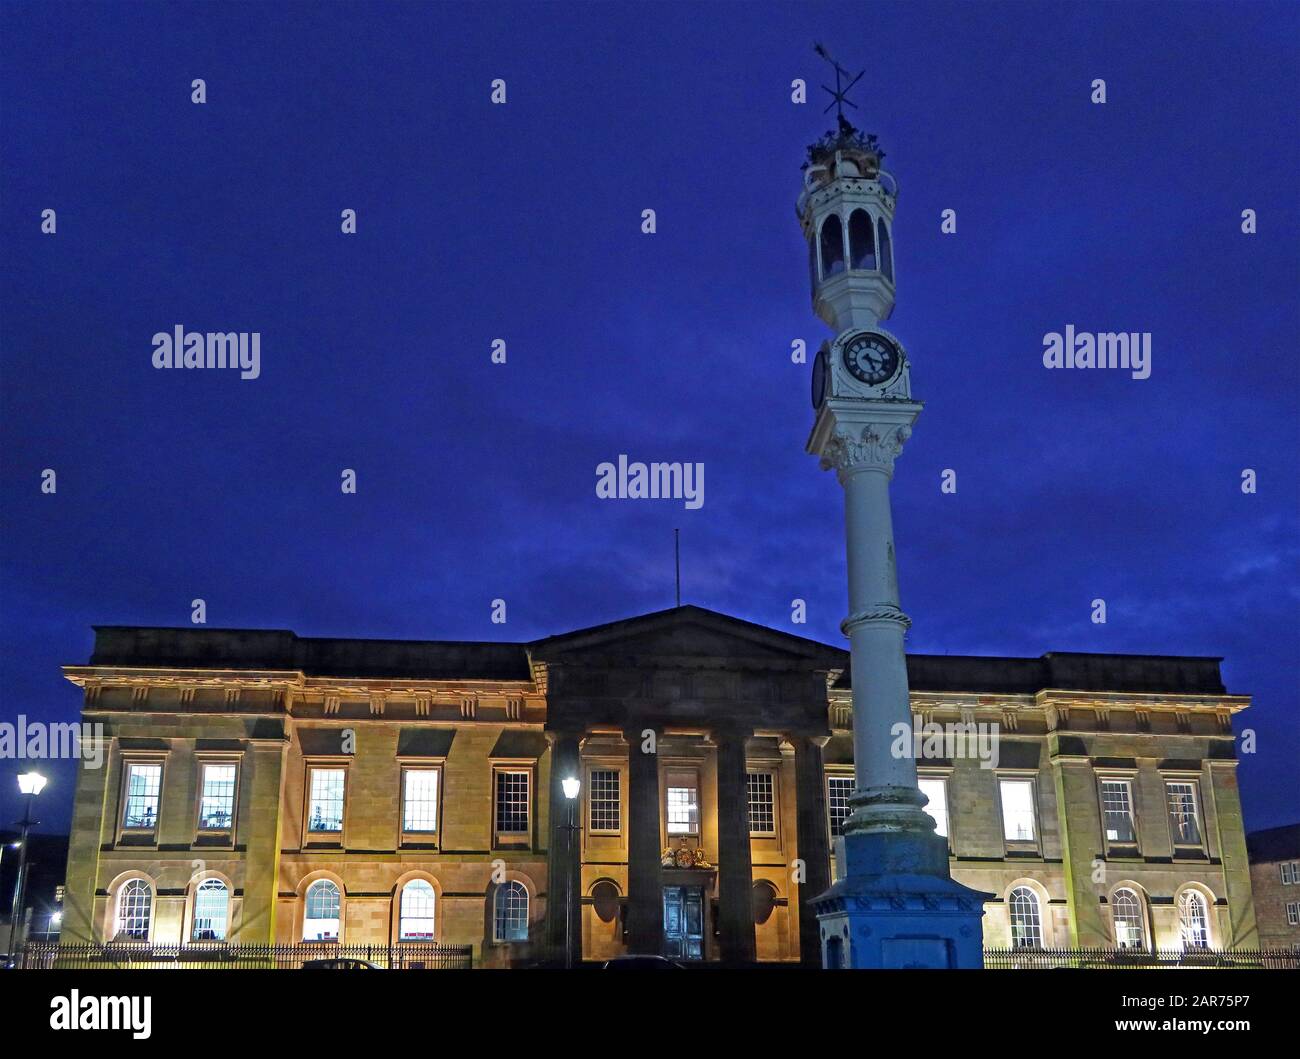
[848,209,876,270]
[1112,889,1145,949]
[304,880,341,942]
[819,215,845,278]
[1008,886,1043,948]
[1178,890,1209,949]
[192,879,229,941]
[493,881,529,942]
[399,880,436,941]
[878,217,893,281]
[116,879,152,940]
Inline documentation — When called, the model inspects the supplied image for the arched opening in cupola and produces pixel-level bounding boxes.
[848,209,876,270]
[819,214,845,278]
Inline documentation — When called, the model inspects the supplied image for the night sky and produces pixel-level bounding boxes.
[1,1,1296,835]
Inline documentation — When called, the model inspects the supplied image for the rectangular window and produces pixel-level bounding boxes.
[1101,779,1136,843]
[123,763,162,830]
[495,770,530,834]
[198,763,237,831]
[307,767,345,833]
[588,769,620,833]
[827,775,854,838]
[1287,902,1299,927]
[999,779,1036,842]
[1166,781,1201,845]
[1282,862,1297,885]
[402,768,439,833]
[918,776,948,838]
[747,771,776,836]
[666,773,699,836]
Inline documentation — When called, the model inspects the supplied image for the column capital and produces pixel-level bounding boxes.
[785,732,831,749]
[807,401,922,482]
[820,422,910,480]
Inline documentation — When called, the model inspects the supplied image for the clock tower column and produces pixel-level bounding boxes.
[800,113,990,969]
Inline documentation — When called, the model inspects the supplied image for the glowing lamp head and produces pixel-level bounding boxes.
[561,777,581,800]
[17,771,47,796]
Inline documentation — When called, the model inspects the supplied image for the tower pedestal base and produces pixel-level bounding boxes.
[813,830,992,969]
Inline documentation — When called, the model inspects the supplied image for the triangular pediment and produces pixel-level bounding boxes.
[529,605,843,668]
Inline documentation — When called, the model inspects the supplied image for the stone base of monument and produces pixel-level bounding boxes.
[813,830,992,969]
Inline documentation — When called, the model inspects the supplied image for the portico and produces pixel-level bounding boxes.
[532,607,838,964]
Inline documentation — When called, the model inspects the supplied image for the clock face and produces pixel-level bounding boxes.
[811,348,828,409]
[842,332,900,386]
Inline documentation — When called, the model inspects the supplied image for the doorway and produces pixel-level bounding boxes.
[662,885,704,960]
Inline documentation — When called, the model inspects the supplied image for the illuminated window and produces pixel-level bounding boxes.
[827,775,854,837]
[878,217,893,281]
[1008,886,1042,948]
[402,769,439,833]
[122,763,162,830]
[115,879,152,940]
[399,880,436,940]
[588,769,620,833]
[307,768,345,833]
[1101,780,1135,843]
[494,881,528,942]
[848,209,876,269]
[304,880,340,941]
[1000,779,1036,842]
[494,770,530,834]
[198,763,236,831]
[1166,782,1201,845]
[918,776,948,838]
[666,773,699,835]
[747,772,776,835]
[1112,888,1145,949]
[819,214,845,277]
[191,879,229,941]
[1178,890,1209,949]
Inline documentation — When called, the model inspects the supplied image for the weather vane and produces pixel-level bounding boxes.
[814,42,864,129]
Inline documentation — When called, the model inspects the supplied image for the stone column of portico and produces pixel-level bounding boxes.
[623,725,663,955]
[545,729,583,963]
[714,726,757,964]
[791,734,831,966]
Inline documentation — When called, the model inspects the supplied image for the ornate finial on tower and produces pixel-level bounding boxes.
[808,44,883,168]
[814,43,863,124]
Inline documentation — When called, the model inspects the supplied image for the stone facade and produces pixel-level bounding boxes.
[1246,824,1300,949]
[59,606,1257,964]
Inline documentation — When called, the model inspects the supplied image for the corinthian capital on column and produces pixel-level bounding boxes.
[820,422,911,481]
[806,400,923,484]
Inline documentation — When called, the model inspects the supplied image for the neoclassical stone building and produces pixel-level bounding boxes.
[59,605,1258,964]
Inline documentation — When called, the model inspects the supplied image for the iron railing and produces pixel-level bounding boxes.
[984,947,1300,970]
[15,941,472,970]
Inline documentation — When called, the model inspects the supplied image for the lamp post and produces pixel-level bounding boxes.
[6,771,46,964]
[560,776,581,969]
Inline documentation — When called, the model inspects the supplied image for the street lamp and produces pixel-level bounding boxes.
[7,771,46,963]
[561,776,581,969]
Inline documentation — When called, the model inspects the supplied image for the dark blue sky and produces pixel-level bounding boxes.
[2,1,1296,833]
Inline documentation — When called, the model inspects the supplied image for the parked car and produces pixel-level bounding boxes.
[600,955,684,970]
[301,957,382,970]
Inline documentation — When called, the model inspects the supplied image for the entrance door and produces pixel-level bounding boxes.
[663,886,704,960]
